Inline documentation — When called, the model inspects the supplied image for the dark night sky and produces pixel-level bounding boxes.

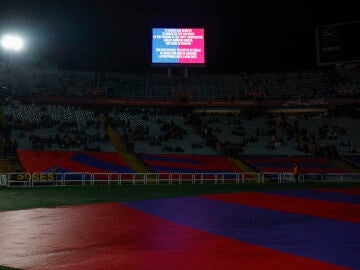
[0,1,359,72]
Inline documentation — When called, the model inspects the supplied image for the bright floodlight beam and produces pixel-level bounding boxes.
[1,35,24,51]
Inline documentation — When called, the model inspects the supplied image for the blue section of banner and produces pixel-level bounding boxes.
[122,196,360,268]
[71,152,133,173]
[263,189,360,204]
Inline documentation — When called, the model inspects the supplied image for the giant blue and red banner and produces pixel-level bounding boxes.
[152,28,205,64]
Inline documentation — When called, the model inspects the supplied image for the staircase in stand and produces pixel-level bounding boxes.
[226,156,264,182]
[106,126,152,174]
[0,156,23,173]
[0,110,23,173]
[332,158,360,173]
[281,118,360,174]
[227,157,256,173]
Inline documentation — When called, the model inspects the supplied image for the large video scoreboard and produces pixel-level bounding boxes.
[316,21,360,65]
[152,28,205,65]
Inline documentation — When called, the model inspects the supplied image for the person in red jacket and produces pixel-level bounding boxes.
[293,162,300,184]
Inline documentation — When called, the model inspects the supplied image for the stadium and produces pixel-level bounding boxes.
[0,1,360,269]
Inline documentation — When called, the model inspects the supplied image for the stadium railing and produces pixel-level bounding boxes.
[0,174,7,186]
[3,172,360,187]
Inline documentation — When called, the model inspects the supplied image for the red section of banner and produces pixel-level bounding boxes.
[16,149,131,173]
[0,202,349,270]
[201,191,360,222]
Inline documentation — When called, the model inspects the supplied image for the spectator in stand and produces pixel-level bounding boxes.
[293,161,300,184]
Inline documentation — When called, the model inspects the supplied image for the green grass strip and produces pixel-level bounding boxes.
[1,182,360,211]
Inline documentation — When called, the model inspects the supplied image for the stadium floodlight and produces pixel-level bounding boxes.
[1,34,24,51]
